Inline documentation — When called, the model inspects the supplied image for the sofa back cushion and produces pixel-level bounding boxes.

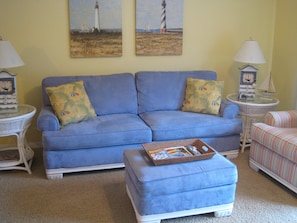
[135,71,217,113]
[42,73,138,115]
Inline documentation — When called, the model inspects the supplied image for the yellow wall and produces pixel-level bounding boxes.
[272,0,297,110]
[0,0,276,144]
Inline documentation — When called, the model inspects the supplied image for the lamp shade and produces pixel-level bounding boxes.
[233,40,266,64]
[0,40,24,69]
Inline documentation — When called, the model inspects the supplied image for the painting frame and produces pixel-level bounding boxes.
[136,0,184,56]
[69,0,122,58]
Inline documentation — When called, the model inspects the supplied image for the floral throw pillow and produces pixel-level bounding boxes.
[46,80,96,126]
[182,78,224,115]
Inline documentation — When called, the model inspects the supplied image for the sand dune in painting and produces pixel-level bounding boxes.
[136,32,183,56]
[70,32,122,57]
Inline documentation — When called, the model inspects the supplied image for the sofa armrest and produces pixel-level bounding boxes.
[37,106,60,131]
[219,99,239,119]
[263,110,297,128]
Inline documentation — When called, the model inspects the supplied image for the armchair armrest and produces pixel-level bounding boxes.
[37,106,60,131]
[264,110,297,128]
[219,99,239,119]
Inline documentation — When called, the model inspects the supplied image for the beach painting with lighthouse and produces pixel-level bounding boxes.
[69,0,122,57]
[136,0,184,56]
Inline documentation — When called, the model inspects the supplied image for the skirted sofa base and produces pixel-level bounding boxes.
[37,71,242,179]
[44,136,240,180]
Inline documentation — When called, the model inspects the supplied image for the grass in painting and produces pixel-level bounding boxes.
[70,32,122,57]
[136,32,183,56]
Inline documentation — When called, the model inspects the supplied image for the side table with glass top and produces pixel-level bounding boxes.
[0,104,36,174]
[227,93,279,153]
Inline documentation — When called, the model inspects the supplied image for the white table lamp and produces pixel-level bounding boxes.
[233,39,265,100]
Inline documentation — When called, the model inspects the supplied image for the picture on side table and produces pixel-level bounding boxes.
[69,0,122,57]
[136,0,184,56]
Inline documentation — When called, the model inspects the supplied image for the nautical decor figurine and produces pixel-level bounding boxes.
[238,65,257,100]
[257,72,276,97]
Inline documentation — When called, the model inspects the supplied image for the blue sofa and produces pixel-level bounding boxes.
[37,71,242,179]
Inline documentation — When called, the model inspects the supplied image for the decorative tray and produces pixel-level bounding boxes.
[142,139,216,166]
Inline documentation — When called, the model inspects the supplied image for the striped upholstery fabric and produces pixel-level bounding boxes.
[251,123,297,163]
[250,141,296,187]
[250,110,297,192]
[264,110,297,128]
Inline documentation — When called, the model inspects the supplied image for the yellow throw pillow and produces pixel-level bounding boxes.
[182,78,224,115]
[46,80,96,126]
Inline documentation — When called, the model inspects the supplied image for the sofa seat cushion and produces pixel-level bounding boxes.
[251,123,297,163]
[124,149,238,197]
[139,110,242,141]
[42,114,152,150]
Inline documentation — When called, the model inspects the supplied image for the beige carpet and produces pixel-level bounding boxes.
[0,148,296,223]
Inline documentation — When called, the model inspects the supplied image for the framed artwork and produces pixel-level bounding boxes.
[69,0,122,57]
[136,0,184,56]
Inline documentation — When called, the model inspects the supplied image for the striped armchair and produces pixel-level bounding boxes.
[249,110,297,193]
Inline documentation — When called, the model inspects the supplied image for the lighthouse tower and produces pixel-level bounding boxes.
[160,0,166,33]
[94,1,100,33]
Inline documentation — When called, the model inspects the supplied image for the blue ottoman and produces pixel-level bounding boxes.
[124,149,238,223]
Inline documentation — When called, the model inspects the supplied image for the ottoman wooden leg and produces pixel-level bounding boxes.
[214,208,233,217]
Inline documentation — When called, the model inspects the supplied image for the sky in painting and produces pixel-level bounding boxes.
[136,0,183,30]
[69,0,122,30]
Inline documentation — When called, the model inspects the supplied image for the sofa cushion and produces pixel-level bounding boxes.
[42,113,152,150]
[139,110,242,141]
[42,73,138,115]
[46,80,96,126]
[251,123,297,163]
[182,78,224,115]
[136,71,217,113]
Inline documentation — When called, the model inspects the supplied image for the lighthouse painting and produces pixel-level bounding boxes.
[69,0,122,57]
[136,0,184,56]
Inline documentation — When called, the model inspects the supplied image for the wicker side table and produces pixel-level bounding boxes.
[227,93,279,153]
[0,104,36,174]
